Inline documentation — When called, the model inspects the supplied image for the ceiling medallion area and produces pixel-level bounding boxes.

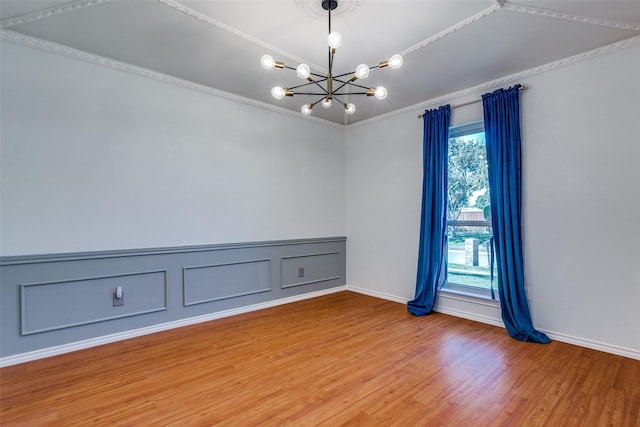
[295,0,364,18]
[262,0,402,117]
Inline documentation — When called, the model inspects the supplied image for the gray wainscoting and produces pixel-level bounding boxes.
[183,259,271,306]
[0,237,346,359]
[21,270,168,335]
[281,252,340,288]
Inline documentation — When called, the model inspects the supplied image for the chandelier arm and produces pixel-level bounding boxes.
[312,79,330,94]
[332,65,381,80]
[332,71,355,79]
[333,78,371,90]
[332,79,353,94]
[334,92,369,95]
[288,79,328,91]
[295,92,333,96]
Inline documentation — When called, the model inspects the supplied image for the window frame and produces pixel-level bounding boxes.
[441,120,497,301]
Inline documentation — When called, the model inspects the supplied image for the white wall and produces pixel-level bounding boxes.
[3,37,639,358]
[0,41,346,256]
[346,44,640,356]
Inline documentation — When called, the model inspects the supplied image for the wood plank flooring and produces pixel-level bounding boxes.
[1,291,639,426]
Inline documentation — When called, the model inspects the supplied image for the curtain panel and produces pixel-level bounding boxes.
[408,105,450,316]
[482,85,550,343]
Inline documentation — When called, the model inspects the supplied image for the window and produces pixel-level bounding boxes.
[444,121,498,296]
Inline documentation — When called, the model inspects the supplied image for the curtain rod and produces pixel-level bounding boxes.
[417,85,526,118]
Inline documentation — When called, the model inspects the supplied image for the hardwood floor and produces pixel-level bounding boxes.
[1,291,638,426]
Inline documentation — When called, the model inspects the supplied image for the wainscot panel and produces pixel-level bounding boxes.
[281,252,340,288]
[183,259,271,306]
[0,237,346,361]
[21,270,167,335]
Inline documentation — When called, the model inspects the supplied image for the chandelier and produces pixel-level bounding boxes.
[260,0,403,117]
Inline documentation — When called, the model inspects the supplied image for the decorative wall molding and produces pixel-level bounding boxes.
[0,0,111,29]
[0,286,347,368]
[158,0,326,74]
[182,259,271,306]
[504,2,640,32]
[20,270,168,335]
[1,238,347,363]
[0,29,345,130]
[350,34,640,129]
[280,252,341,289]
[2,0,638,129]
[388,0,640,65]
[399,5,498,57]
[0,236,348,265]
[2,30,639,132]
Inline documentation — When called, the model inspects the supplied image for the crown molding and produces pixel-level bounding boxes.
[0,0,326,74]
[159,0,326,74]
[400,5,498,57]
[3,29,638,131]
[0,0,112,29]
[2,0,638,130]
[399,1,640,59]
[0,29,345,130]
[3,0,638,70]
[349,34,640,129]
[503,2,640,32]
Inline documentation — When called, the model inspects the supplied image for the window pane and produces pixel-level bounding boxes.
[447,224,495,290]
[446,130,497,291]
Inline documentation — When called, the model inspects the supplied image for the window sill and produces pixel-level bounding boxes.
[439,283,499,304]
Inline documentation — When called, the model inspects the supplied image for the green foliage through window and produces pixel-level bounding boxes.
[445,128,497,292]
[447,132,489,221]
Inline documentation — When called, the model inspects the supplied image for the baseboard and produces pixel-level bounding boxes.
[433,305,504,328]
[346,285,503,326]
[4,285,637,366]
[0,286,347,367]
[346,285,408,304]
[540,329,640,361]
[346,285,640,360]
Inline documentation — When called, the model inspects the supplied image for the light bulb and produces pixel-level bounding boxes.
[301,104,313,116]
[354,64,370,79]
[296,63,311,79]
[389,54,403,69]
[322,98,332,109]
[374,86,388,100]
[271,86,285,100]
[327,31,342,50]
[261,54,275,70]
[344,103,356,115]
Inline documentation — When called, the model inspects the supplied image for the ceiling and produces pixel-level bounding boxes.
[1,0,639,126]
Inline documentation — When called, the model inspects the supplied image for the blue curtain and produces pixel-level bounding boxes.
[408,105,450,316]
[482,85,550,343]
